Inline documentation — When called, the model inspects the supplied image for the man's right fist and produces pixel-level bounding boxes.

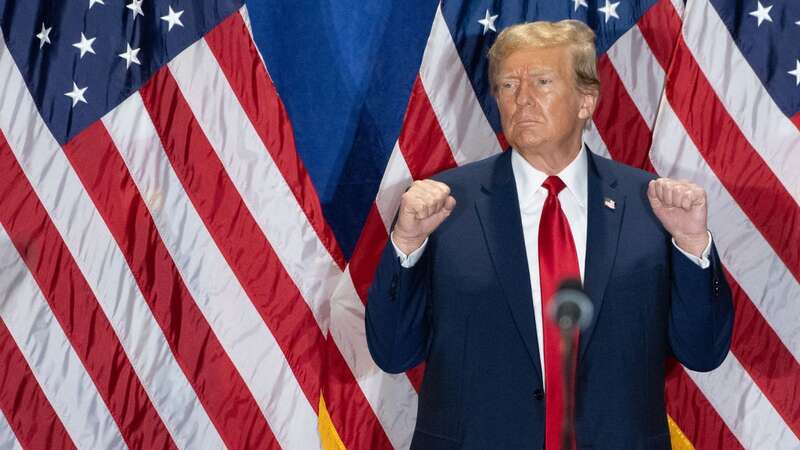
[392,179,456,255]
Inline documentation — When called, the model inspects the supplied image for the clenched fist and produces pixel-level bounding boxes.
[647,178,710,257]
[392,179,456,255]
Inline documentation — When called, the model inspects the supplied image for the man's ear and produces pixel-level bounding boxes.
[578,89,599,120]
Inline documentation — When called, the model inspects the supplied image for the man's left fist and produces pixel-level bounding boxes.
[647,178,710,258]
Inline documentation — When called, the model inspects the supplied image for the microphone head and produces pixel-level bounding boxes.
[551,278,594,331]
[557,278,583,293]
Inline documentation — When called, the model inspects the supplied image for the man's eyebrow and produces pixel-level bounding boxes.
[528,69,558,76]
[499,68,558,76]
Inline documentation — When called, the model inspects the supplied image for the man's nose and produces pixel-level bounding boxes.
[515,80,535,106]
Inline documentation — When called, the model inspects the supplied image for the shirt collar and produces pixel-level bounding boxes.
[511,143,588,209]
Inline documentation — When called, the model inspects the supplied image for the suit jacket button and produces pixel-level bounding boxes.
[533,389,544,401]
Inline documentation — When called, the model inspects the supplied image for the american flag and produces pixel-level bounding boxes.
[0,0,797,449]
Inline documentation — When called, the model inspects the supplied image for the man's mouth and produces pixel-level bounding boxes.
[515,119,542,126]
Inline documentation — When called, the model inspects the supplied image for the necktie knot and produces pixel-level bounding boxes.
[542,175,566,197]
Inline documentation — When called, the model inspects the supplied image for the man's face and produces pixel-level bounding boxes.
[495,46,597,157]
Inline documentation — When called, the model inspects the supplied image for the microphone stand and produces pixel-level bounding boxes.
[551,278,592,450]
[560,326,577,450]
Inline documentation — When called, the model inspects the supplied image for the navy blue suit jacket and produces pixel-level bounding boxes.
[365,149,733,450]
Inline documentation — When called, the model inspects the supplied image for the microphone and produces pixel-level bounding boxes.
[551,278,593,332]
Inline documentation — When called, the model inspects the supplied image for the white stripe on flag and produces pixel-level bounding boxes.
[168,37,341,331]
[682,0,800,204]
[419,5,502,165]
[329,267,418,450]
[0,225,125,450]
[606,24,665,128]
[0,33,216,449]
[375,143,413,231]
[669,0,684,19]
[0,410,22,450]
[585,121,612,159]
[651,102,800,360]
[687,353,799,449]
[103,93,320,450]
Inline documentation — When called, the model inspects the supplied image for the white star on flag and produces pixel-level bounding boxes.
[573,0,588,11]
[161,6,185,31]
[478,9,498,35]
[789,60,800,86]
[127,0,144,20]
[64,82,88,107]
[598,0,621,23]
[89,0,105,9]
[35,23,52,48]
[72,32,96,58]
[749,1,773,27]
[118,43,141,69]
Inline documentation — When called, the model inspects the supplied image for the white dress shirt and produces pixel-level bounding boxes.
[392,145,711,387]
[511,147,588,382]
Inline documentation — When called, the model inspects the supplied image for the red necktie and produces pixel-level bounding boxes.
[538,176,580,450]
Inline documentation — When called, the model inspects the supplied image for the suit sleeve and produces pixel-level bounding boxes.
[365,239,433,374]
[668,243,734,372]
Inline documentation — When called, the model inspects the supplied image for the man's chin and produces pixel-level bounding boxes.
[508,133,544,151]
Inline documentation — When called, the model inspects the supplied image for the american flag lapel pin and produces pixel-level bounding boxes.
[604,197,616,210]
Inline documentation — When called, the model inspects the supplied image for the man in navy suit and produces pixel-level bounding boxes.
[366,20,733,450]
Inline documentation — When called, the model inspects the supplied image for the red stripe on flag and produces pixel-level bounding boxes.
[62,122,278,450]
[637,0,682,71]
[726,270,800,438]
[593,56,656,173]
[323,338,394,450]
[666,38,800,282]
[791,112,800,132]
[0,135,175,450]
[405,362,426,393]
[350,204,390,303]
[398,76,459,178]
[497,131,509,151]
[138,67,323,414]
[666,364,744,450]
[204,11,346,270]
[0,319,77,450]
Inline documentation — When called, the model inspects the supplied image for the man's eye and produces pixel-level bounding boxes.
[538,78,552,85]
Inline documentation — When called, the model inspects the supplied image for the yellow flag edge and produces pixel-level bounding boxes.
[668,414,696,450]
[319,394,347,450]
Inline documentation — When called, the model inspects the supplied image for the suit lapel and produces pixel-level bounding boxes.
[580,151,625,362]
[474,151,543,383]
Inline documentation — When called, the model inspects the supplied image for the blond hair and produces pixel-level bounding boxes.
[487,20,600,95]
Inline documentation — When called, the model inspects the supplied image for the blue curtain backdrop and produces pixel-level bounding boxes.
[247,1,439,259]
